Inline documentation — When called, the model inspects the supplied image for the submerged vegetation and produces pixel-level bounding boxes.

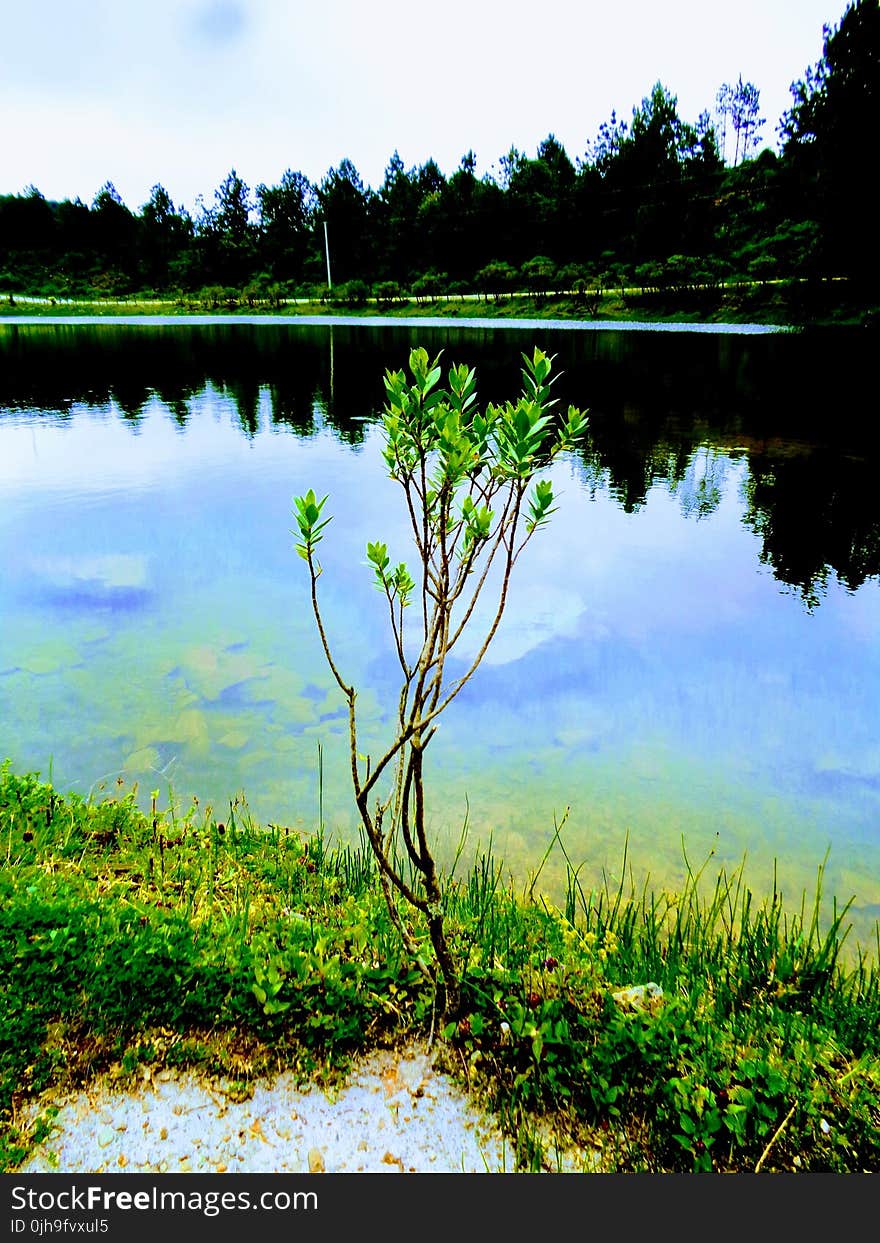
[2,763,879,1174]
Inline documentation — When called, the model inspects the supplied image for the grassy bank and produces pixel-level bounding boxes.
[2,278,874,327]
[1,763,878,1173]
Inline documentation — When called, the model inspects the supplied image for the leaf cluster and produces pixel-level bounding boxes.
[380,345,586,544]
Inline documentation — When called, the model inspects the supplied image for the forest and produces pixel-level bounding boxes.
[0,1,876,317]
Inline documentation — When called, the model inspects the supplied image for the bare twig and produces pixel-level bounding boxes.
[754,1104,797,1173]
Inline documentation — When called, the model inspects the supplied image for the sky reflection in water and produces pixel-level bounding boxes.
[1,322,878,948]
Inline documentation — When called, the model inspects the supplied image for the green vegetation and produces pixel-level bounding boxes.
[294,348,586,1015]
[1,2,877,326]
[2,763,878,1173]
[1,275,863,327]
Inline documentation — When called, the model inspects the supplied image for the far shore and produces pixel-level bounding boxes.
[1,277,871,330]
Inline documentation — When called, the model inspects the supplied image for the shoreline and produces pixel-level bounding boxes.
[1,280,871,330]
[0,312,797,333]
[3,766,879,1174]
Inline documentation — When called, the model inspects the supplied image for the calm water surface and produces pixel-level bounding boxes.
[1,320,878,945]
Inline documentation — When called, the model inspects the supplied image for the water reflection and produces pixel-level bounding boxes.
[1,321,876,604]
[1,321,878,949]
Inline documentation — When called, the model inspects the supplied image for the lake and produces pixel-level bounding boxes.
[1,318,878,947]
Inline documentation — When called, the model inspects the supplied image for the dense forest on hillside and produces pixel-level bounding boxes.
[1,1,876,317]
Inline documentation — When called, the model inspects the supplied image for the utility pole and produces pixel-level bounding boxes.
[323,220,332,290]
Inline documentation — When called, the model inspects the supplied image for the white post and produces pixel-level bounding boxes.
[323,220,332,290]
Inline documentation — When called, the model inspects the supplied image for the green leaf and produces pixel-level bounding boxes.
[292,490,332,558]
[563,404,589,443]
[263,998,292,1015]
[526,478,558,533]
[392,563,415,605]
[366,541,390,571]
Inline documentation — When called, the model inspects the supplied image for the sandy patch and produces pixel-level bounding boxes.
[14,1046,519,1174]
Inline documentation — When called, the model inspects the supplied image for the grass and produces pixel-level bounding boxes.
[2,278,873,327]
[1,760,878,1173]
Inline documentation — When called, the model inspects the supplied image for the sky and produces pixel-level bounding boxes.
[1,0,843,214]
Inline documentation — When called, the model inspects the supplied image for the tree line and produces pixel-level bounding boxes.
[1,1,876,308]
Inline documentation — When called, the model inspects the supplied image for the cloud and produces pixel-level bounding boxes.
[0,0,838,211]
[188,0,248,46]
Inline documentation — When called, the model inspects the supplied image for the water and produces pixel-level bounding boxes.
[1,319,878,947]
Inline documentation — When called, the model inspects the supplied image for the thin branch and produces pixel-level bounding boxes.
[398,463,426,558]
[754,1104,797,1173]
[417,483,521,718]
[355,788,426,911]
[383,581,409,677]
[376,864,434,983]
[398,748,426,871]
[306,552,353,698]
[445,485,518,648]
[419,500,522,731]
